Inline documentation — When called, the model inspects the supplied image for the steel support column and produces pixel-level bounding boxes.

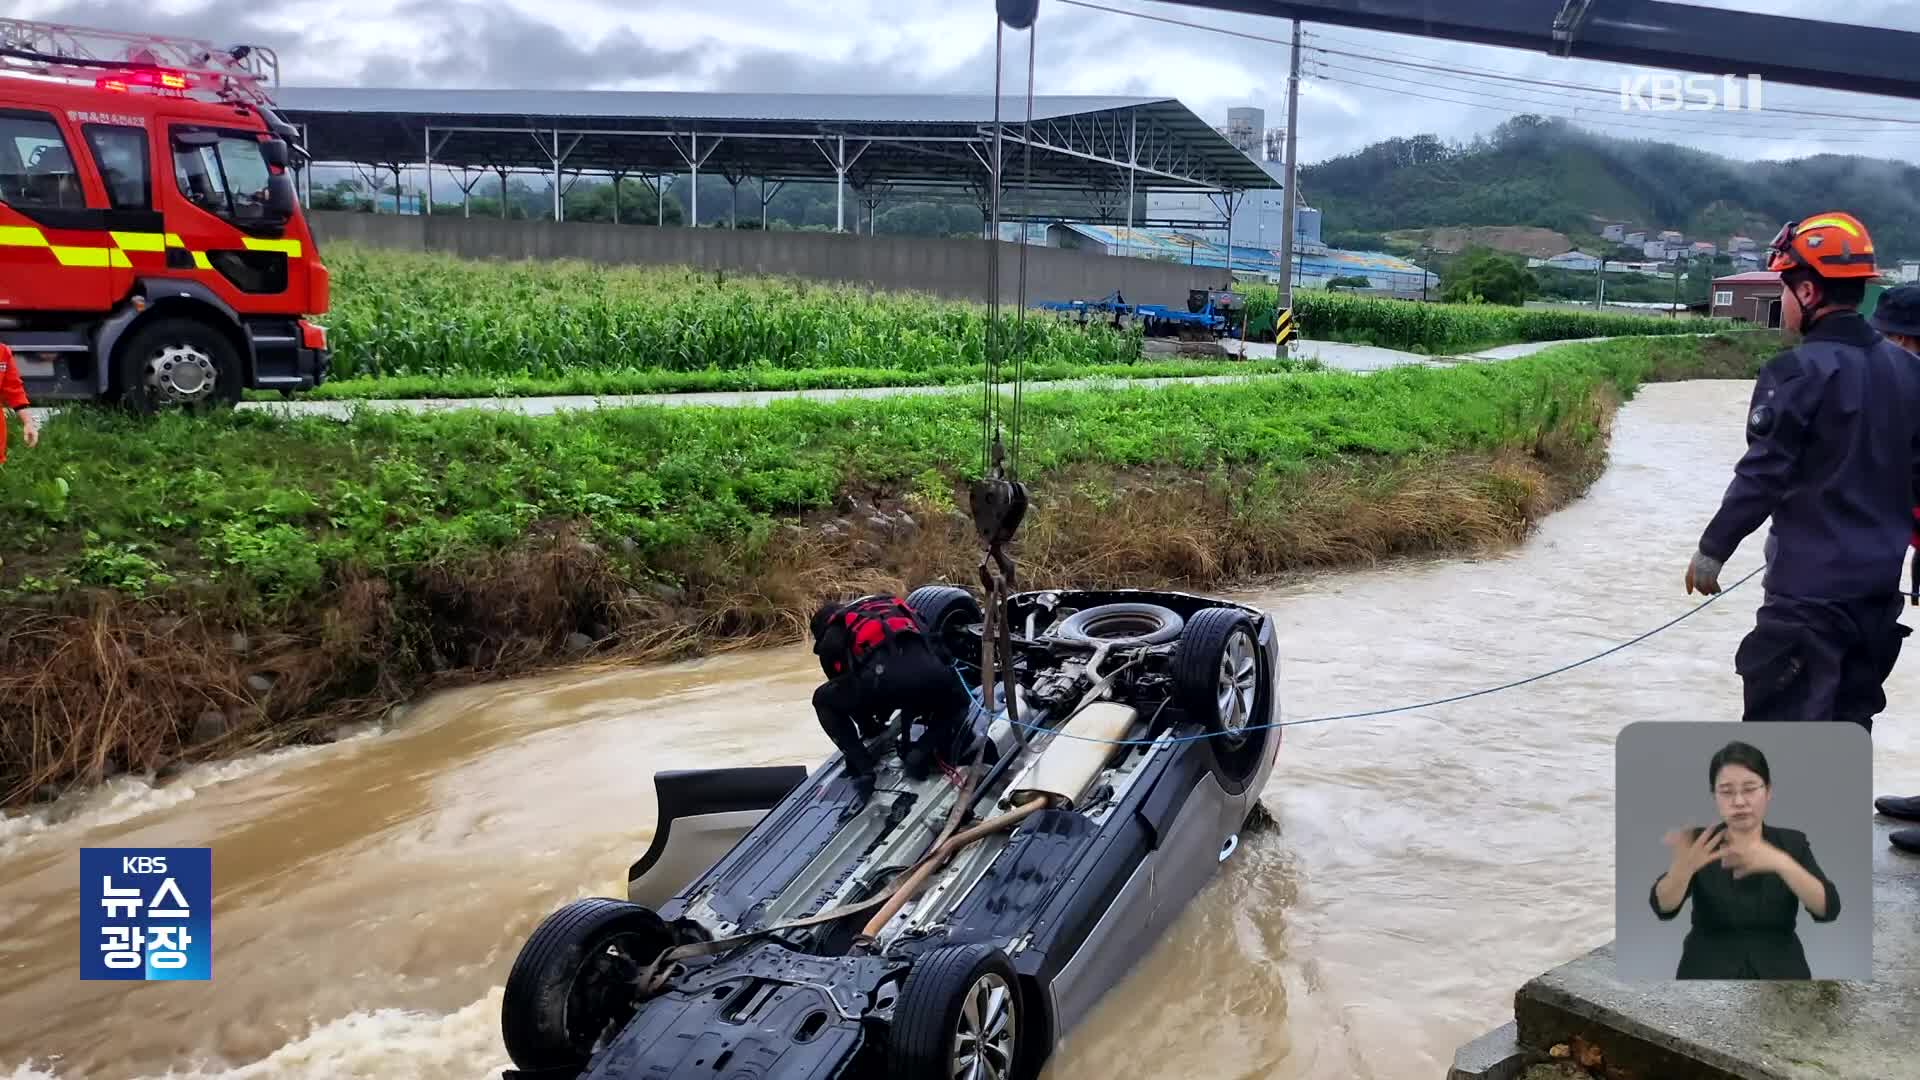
[813,136,871,233]
[1125,109,1137,244]
[668,134,720,227]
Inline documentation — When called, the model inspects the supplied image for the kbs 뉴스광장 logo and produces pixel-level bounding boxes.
[79,848,211,980]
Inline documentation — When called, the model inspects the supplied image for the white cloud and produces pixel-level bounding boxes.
[14,0,1920,164]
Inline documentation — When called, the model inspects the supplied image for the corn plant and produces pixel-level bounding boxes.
[321,245,1143,380]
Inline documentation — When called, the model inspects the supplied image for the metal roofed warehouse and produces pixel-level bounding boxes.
[274,87,1278,226]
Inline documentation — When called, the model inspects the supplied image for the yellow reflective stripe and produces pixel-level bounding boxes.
[0,225,49,247]
[1802,216,1862,237]
[191,251,213,270]
[50,246,111,268]
[165,233,185,248]
[109,249,132,269]
[110,231,167,252]
[241,237,302,257]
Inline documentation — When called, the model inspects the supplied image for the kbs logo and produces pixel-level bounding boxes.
[79,848,212,981]
[1619,73,1764,112]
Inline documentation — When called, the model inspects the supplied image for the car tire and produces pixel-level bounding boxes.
[501,897,672,1071]
[889,943,1024,1080]
[906,584,983,663]
[115,317,243,415]
[1051,602,1184,648]
[1173,608,1267,755]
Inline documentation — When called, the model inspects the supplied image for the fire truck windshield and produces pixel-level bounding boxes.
[171,126,278,225]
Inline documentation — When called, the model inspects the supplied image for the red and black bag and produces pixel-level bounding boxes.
[813,595,923,677]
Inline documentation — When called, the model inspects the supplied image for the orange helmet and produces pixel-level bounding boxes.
[1766,212,1879,279]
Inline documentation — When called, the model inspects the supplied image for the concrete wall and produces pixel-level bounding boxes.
[308,212,1227,308]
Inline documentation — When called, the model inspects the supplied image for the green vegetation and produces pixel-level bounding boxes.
[0,332,1778,802]
[267,358,1310,402]
[322,244,1142,382]
[1303,115,1920,257]
[310,244,1719,399]
[1235,284,1724,353]
[1,333,1774,610]
[1439,249,1536,306]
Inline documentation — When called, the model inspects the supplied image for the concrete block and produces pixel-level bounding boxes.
[1511,817,1912,1080]
[1447,1021,1531,1080]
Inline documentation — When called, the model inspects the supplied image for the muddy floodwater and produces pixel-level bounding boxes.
[5,381,1917,1080]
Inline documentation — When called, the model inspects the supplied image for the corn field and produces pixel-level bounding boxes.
[1236,285,1724,353]
[321,244,1141,379]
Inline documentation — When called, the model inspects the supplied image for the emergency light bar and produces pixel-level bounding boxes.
[96,67,192,93]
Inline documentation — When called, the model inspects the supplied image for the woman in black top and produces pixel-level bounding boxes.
[1649,740,1841,979]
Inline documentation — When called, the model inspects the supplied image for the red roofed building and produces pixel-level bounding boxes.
[1712,271,1783,326]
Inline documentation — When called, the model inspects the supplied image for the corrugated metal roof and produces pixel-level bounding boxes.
[276,87,1166,125]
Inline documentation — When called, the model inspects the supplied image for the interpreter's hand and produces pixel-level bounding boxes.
[1719,835,1789,880]
[1663,825,1728,880]
[19,413,38,449]
[1685,549,1724,595]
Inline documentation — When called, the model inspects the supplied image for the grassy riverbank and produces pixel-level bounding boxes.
[1237,284,1733,353]
[0,333,1776,806]
[259,357,1311,401]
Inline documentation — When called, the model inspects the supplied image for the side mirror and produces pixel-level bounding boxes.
[261,139,290,169]
[266,173,297,217]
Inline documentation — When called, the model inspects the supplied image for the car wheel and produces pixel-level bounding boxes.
[1051,602,1184,648]
[1173,608,1266,750]
[906,584,984,663]
[115,317,242,415]
[501,897,671,1071]
[889,943,1024,1080]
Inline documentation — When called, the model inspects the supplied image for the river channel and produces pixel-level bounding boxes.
[5,380,1915,1080]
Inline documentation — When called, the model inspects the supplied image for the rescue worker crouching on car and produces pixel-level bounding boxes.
[1867,282,1920,855]
[1685,213,1920,732]
[810,594,977,809]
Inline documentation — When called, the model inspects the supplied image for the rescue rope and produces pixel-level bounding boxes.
[999,565,1766,747]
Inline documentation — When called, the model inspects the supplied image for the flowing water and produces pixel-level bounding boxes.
[5,381,1917,1080]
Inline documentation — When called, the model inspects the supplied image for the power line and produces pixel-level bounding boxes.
[1306,26,1920,116]
[1054,0,1920,129]
[1314,69,1910,148]
[1309,42,1910,138]
[1311,57,1917,145]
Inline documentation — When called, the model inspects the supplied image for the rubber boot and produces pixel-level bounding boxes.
[1892,828,1920,855]
[1874,795,1920,822]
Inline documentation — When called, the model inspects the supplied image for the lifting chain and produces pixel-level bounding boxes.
[971,433,1028,724]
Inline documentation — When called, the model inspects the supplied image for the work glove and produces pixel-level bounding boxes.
[1685,549,1725,596]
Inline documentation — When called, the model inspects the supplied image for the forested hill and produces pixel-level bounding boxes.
[1301,115,1920,257]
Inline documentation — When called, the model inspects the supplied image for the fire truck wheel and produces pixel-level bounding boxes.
[116,318,242,414]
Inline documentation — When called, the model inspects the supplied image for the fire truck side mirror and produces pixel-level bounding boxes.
[261,139,290,169]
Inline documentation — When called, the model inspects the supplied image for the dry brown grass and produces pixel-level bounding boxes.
[0,388,1618,807]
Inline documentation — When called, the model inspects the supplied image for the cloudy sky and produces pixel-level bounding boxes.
[17,0,1920,166]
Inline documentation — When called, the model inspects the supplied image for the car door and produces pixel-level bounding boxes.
[0,103,111,313]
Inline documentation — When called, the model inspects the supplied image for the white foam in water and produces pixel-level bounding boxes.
[4,990,508,1080]
[0,724,385,859]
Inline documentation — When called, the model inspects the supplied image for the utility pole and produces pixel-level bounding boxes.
[1276,18,1302,356]
[1594,253,1604,309]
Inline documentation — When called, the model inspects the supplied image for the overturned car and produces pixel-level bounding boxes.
[499,585,1282,1080]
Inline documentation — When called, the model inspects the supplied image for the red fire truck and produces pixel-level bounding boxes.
[0,18,329,410]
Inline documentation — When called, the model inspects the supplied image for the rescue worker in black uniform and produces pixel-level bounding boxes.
[1866,283,1920,855]
[810,594,976,809]
[1685,213,1920,733]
